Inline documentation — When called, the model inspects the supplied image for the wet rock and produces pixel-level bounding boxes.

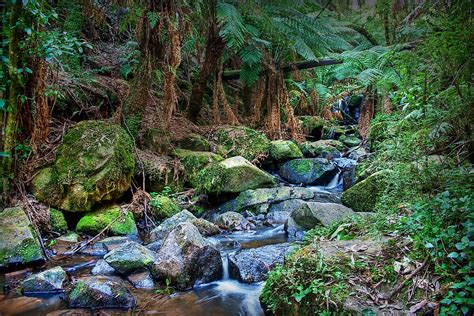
[195,156,276,194]
[341,170,392,212]
[190,218,221,236]
[146,241,161,252]
[76,206,137,237]
[91,259,116,276]
[150,210,196,242]
[229,243,294,283]
[333,158,357,190]
[67,276,136,309]
[96,236,133,252]
[104,242,156,275]
[219,186,330,213]
[127,271,155,289]
[278,158,337,185]
[299,141,342,159]
[267,140,303,162]
[215,212,250,231]
[286,202,355,238]
[214,126,270,161]
[265,211,291,225]
[151,222,222,290]
[31,121,135,212]
[22,266,66,293]
[0,207,45,269]
[348,147,369,161]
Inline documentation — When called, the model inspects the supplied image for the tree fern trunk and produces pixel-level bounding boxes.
[1,1,22,205]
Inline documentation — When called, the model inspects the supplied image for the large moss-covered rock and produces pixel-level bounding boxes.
[149,195,181,220]
[104,242,156,275]
[195,156,276,194]
[68,276,136,309]
[49,208,68,233]
[31,121,135,212]
[151,222,222,290]
[339,135,361,148]
[172,148,223,186]
[214,126,270,161]
[137,150,184,193]
[341,170,392,212]
[76,206,137,236]
[278,158,337,185]
[22,266,66,293]
[299,140,346,158]
[0,207,45,269]
[267,140,303,162]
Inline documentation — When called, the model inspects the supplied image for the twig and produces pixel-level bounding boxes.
[386,256,429,301]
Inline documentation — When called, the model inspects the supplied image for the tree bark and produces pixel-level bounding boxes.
[1,1,22,205]
[187,7,225,122]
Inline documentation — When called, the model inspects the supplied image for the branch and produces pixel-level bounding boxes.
[350,24,378,45]
[222,59,342,81]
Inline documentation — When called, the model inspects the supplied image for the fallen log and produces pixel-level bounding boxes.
[222,59,343,81]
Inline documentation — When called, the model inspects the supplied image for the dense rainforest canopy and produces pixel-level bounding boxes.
[0,0,472,315]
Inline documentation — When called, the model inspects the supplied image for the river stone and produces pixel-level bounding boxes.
[22,266,67,293]
[196,156,276,194]
[191,218,221,236]
[57,232,80,243]
[341,170,392,212]
[91,259,116,275]
[286,202,355,238]
[104,242,156,275]
[265,211,291,225]
[96,236,133,252]
[348,147,369,161]
[127,271,155,289]
[229,243,294,283]
[333,158,357,190]
[268,140,303,162]
[31,121,135,212]
[151,222,222,290]
[68,276,136,309]
[0,207,45,269]
[215,212,250,231]
[214,126,270,161]
[149,210,196,242]
[299,142,341,159]
[278,158,337,185]
[76,206,137,237]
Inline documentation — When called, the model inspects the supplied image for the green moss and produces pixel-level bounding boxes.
[32,121,135,212]
[49,208,68,233]
[176,133,210,151]
[341,170,392,212]
[339,135,361,148]
[149,196,181,220]
[287,159,312,176]
[76,206,137,236]
[194,163,227,194]
[172,149,223,186]
[214,126,270,161]
[268,140,303,162]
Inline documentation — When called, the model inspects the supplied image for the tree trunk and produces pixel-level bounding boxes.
[187,1,225,122]
[1,1,22,205]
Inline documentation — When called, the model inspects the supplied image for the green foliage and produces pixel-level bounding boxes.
[261,245,349,314]
[149,189,181,221]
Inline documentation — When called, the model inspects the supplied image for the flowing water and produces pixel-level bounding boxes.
[0,172,344,316]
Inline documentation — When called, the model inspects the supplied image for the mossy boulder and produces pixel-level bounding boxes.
[137,150,184,193]
[0,207,45,269]
[278,158,337,185]
[22,266,67,293]
[267,140,303,162]
[31,121,135,212]
[339,135,361,148]
[76,206,137,236]
[172,148,223,186]
[49,208,68,233]
[341,170,392,212]
[195,156,276,194]
[174,133,210,151]
[149,195,181,220]
[104,242,156,275]
[68,276,136,309]
[214,126,270,161]
[299,142,341,159]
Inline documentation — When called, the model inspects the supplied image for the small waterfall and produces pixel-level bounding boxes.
[326,171,342,189]
[221,253,229,280]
